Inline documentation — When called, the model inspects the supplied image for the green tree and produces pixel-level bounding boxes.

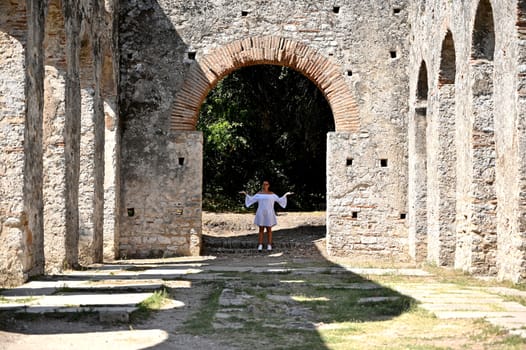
[197,65,334,211]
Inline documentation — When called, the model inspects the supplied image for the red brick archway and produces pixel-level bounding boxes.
[170,36,359,132]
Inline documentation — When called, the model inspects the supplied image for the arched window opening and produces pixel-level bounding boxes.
[439,31,456,85]
[416,60,429,103]
[197,65,334,212]
[472,0,495,60]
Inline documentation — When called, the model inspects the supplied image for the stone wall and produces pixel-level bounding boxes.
[408,0,526,281]
[119,132,202,258]
[5,0,526,286]
[327,132,409,260]
[119,0,410,258]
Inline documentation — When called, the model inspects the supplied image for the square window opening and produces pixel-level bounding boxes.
[346,158,353,166]
[380,159,388,167]
[352,211,358,219]
[390,51,397,59]
[333,6,340,14]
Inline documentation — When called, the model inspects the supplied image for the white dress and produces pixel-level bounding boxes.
[245,193,287,227]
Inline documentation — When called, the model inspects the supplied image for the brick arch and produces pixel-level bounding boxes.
[170,36,359,132]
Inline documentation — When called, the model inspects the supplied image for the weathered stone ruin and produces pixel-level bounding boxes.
[1,0,526,286]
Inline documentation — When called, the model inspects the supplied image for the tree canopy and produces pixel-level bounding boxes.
[197,65,335,212]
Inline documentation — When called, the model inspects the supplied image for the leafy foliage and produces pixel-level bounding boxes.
[197,65,334,211]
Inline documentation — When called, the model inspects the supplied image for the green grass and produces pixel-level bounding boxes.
[131,288,171,322]
[183,281,224,334]
[501,294,526,307]
[139,288,170,309]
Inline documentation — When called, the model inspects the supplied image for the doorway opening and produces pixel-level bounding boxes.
[197,64,334,254]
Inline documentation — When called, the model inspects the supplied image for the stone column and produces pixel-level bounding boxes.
[508,6,526,282]
[63,0,82,268]
[24,0,46,279]
[0,0,45,286]
[42,0,69,272]
[427,85,456,266]
[408,105,428,262]
[456,60,497,275]
[92,22,105,263]
[78,30,105,264]
[101,0,120,260]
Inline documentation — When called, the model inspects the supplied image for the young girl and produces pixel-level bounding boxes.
[240,180,293,251]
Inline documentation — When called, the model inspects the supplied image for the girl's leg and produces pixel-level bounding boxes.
[267,227,273,246]
[258,226,264,244]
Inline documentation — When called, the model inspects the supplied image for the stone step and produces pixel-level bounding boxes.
[202,247,320,255]
[203,239,315,249]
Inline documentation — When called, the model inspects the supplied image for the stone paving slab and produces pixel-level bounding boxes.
[393,283,526,337]
[78,279,164,291]
[415,297,504,303]
[357,296,400,304]
[486,287,526,298]
[433,311,521,319]
[1,281,64,297]
[344,267,432,276]
[419,303,503,312]
[0,292,153,312]
[313,282,383,290]
[21,306,139,315]
[184,273,242,281]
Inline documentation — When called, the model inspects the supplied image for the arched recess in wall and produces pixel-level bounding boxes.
[43,0,69,272]
[429,29,456,266]
[466,0,497,274]
[170,36,359,132]
[409,59,429,262]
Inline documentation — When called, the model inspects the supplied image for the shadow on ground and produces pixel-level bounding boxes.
[0,223,419,350]
[202,224,326,254]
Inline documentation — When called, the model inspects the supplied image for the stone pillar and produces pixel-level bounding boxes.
[507,6,526,282]
[24,0,46,279]
[100,0,119,261]
[456,61,497,275]
[517,89,526,282]
[78,30,105,264]
[119,131,202,258]
[408,106,428,262]
[92,23,106,263]
[42,0,68,272]
[427,85,456,266]
[103,95,118,260]
[327,132,409,260]
[63,0,82,268]
[0,0,45,286]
